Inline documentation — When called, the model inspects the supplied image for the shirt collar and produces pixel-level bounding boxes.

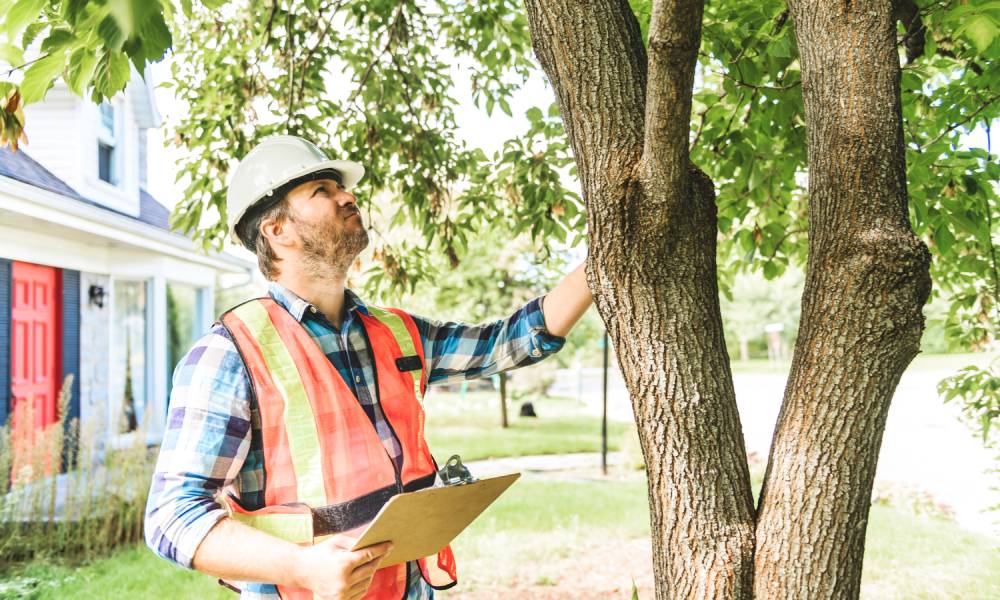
[266,281,371,323]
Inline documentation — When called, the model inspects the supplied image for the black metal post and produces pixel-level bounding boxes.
[602,330,608,475]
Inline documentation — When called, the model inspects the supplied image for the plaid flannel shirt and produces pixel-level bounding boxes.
[144,281,565,599]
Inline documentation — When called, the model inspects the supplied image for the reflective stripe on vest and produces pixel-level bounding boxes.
[219,297,458,599]
[366,305,424,402]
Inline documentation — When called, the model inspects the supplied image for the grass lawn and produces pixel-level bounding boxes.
[4,473,997,599]
[422,390,630,461]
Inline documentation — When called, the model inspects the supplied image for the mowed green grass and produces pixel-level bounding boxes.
[5,474,998,599]
[422,390,630,461]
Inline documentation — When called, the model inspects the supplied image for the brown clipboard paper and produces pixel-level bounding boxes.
[349,472,521,567]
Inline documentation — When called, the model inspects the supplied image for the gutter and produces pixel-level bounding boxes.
[0,176,255,274]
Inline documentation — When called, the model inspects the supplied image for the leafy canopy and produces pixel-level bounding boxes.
[1,0,997,357]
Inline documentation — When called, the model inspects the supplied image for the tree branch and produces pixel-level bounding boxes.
[641,0,706,192]
[522,0,647,203]
[345,4,406,109]
[920,92,1000,151]
[894,0,926,63]
[3,52,52,78]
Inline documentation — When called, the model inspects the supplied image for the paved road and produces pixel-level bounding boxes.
[548,363,1000,537]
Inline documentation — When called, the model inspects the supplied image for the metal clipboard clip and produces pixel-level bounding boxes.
[437,454,477,486]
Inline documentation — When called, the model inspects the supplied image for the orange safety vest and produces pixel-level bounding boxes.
[218,297,458,599]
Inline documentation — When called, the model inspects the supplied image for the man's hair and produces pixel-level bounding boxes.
[237,196,291,280]
[234,169,343,281]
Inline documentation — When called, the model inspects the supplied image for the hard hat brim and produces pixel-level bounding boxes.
[228,159,365,246]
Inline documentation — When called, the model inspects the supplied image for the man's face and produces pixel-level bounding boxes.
[283,176,370,272]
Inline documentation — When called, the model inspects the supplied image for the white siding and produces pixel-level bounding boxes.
[19,84,82,192]
[21,75,150,217]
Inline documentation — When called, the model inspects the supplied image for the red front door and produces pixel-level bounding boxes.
[10,261,62,453]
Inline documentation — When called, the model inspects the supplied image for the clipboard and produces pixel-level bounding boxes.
[350,472,520,567]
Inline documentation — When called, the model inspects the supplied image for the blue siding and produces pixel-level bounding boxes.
[0,259,9,426]
[62,270,81,466]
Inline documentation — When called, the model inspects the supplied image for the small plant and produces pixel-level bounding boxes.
[0,374,157,569]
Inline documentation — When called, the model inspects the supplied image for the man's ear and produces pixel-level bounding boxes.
[260,215,293,249]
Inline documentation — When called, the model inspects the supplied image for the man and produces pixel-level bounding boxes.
[144,135,593,600]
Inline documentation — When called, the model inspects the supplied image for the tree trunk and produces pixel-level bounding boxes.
[523,1,756,597]
[753,1,932,598]
[499,372,509,428]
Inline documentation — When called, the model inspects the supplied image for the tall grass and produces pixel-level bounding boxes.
[0,375,157,567]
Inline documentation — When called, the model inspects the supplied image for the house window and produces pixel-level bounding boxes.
[97,101,118,185]
[166,283,204,402]
[111,280,148,434]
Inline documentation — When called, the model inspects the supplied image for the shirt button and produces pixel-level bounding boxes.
[531,348,541,357]
[309,306,318,313]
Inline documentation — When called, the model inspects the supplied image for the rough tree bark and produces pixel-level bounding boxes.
[523,0,930,598]
[754,1,932,598]
[523,0,756,597]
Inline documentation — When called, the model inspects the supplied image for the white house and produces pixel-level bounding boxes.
[0,66,255,449]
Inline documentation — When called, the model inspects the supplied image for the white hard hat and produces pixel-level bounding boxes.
[226,134,365,246]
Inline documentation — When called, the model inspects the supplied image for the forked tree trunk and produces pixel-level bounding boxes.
[524,1,756,597]
[524,0,930,598]
[754,1,932,597]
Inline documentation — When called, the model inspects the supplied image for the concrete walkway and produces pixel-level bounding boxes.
[549,362,1000,537]
[465,452,622,478]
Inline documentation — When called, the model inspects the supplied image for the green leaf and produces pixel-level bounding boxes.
[0,43,24,67]
[5,0,46,41]
[91,49,131,100]
[20,21,47,49]
[40,28,75,54]
[962,15,998,52]
[138,10,172,62]
[933,224,955,255]
[97,14,126,51]
[60,0,90,27]
[20,49,67,104]
[108,0,158,38]
[66,46,99,96]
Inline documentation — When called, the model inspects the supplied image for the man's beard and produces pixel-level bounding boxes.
[291,212,369,280]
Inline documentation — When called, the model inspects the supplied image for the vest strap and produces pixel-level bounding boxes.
[227,472,437,542]
[311,472,436,536]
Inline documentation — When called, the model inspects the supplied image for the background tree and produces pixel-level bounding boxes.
[396,224,566,427]
[721,268,803,361]
[2,0,998,597]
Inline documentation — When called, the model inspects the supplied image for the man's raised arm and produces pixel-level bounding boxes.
[540,261,592,337]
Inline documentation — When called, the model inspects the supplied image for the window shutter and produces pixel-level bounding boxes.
[62,269,81,466]
[0,259,9,426]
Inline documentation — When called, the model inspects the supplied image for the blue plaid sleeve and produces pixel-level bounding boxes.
[144,324,253,569]
[410,294,566,386]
